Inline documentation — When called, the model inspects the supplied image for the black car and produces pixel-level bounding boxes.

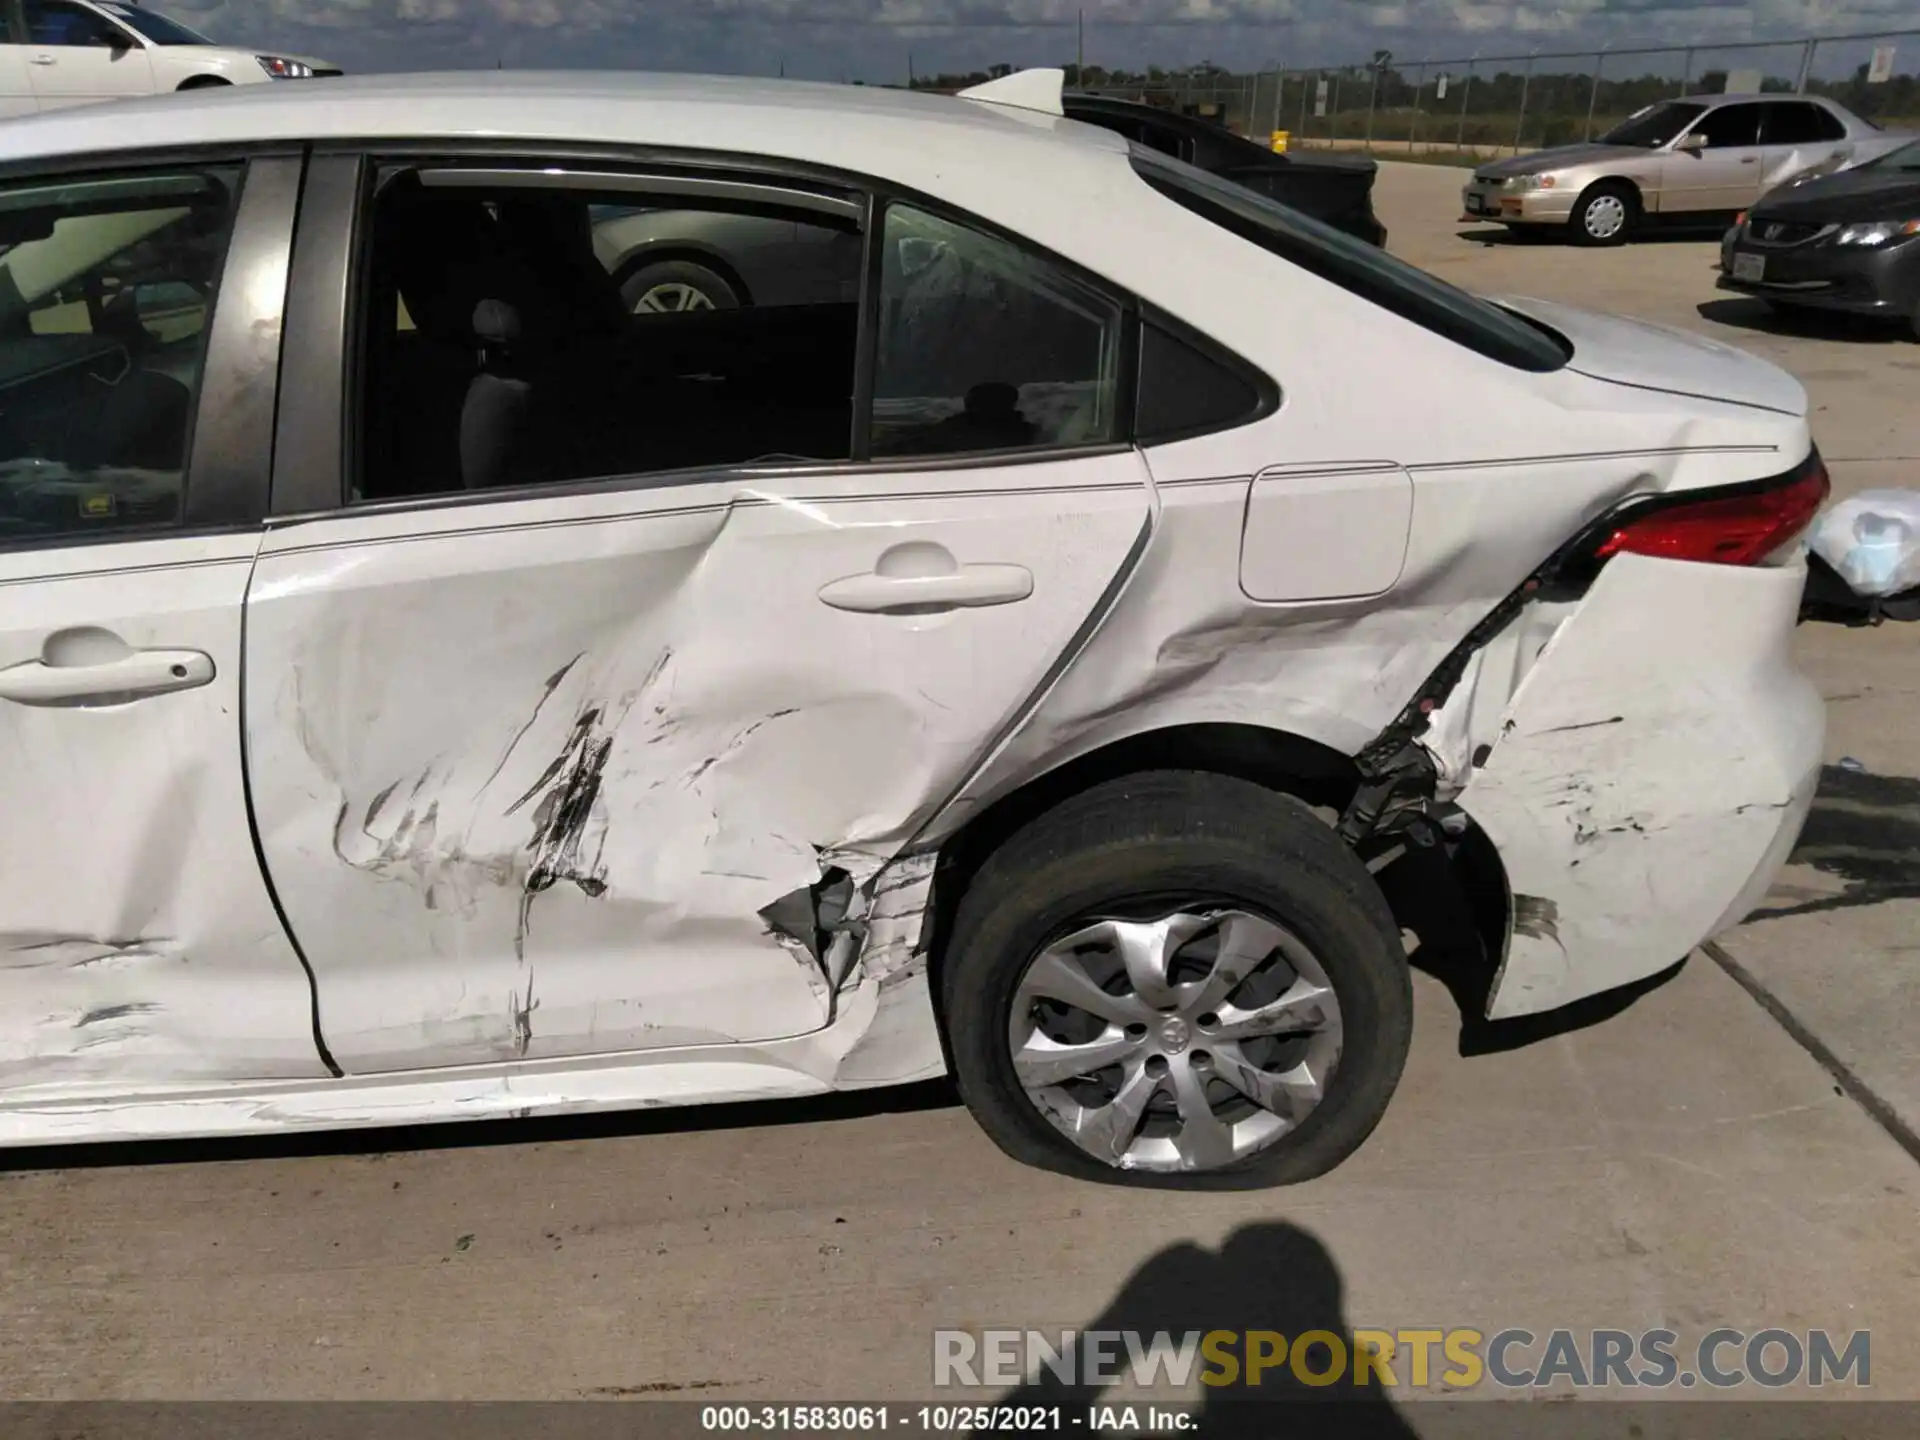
[1719,137,1920,339]
[1062,93,1388,247]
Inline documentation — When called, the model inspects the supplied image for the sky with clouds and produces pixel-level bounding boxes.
[159,0,1917,82]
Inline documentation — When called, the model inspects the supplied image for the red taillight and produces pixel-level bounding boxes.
[1592,459,1831,567]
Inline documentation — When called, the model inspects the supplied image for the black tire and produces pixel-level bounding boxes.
[1570,180,1637,247]
[940,771,1413,1190]
[618,258,741,314]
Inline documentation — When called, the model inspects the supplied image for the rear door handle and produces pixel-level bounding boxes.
[0,648,214,706]
[818,564,1033,614]
[29,54,55,65]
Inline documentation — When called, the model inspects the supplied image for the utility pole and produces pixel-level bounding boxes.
[1077,9,1084,79]
[907,50,914,88]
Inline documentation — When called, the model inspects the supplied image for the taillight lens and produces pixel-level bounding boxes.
[1592,457,1830,567]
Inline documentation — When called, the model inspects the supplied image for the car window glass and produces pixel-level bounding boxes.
[24,0,130,47]
[1690,104,1763,149]
[1132,147,1569,374]
[94,1,211,45]
[1136,319,1266,443]
[1600,102,1705,148]
[354,170,865,501]
[868,202,1123,459]
[0,167,240,542]
[1761,102,1845,145]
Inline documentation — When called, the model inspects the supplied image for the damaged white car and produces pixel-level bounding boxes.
[0,69,1827,1186]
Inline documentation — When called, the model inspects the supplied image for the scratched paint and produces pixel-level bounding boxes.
[242,452,1153,1076]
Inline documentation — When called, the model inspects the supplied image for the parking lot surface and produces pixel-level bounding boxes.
[0,161,1915,1409]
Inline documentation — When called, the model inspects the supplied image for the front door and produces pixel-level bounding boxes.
[20,0,151,109]
[0,157,328,1102]
[1660,102,1766,214]
[245,158,1154,1074]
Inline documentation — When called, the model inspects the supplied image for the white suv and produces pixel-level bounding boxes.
[0,0,336,116]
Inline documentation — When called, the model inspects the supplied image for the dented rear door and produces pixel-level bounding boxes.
[244,457,1151,1073]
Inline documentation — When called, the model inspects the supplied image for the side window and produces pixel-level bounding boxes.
[354,169,865,501]
[1691,104,1763,149]
[1762,102,1845,145]
[0,166,240,541]
[869,203,1123,458]
[1136,319,1267,444]
[23,0,130,47]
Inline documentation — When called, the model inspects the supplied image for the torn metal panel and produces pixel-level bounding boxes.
[246,455,1152,1075]
[1456,552,1824,1019]
[0,534,329,1100]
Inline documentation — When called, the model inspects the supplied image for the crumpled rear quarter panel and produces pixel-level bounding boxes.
[1456,551,1825,1019]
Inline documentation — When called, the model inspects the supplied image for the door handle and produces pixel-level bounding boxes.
[1740,156,1758,164]
[0,648,214,706]
[818,564,1033,614]
[29,54,55,65]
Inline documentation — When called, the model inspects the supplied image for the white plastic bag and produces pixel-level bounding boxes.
[1808,489,1920,598]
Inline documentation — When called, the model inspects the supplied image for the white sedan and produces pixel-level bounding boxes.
[0,68,1826,1186]
[0,0,337,118]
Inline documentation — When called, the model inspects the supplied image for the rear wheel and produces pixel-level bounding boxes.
[941,771,1413,1189]
[618,258,740,315]
[1571,181,1636,246]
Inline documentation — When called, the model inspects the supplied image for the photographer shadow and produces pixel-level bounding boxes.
[979,1220,1422,1439]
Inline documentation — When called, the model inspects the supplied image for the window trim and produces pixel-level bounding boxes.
[0,146,295,556]
[182,153,301,529]
[416,166,865,225]
[273,139,1153,522]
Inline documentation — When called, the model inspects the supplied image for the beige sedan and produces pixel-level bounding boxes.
[1461,92,1912,245]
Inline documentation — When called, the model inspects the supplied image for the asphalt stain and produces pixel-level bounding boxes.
[1748,765,1920,919]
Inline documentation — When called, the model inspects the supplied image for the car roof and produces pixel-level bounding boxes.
[1678,92,1831,106]
[0,70,1132,172]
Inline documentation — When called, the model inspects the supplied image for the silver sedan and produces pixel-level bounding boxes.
[1461,93,1912,246]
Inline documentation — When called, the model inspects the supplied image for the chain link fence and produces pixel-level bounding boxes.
[1066,27,1919,161]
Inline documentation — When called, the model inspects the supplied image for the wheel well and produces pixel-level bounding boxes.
[1579,176,1641,211]
[611,246,752,307]
[176,75,232,91]
[915,722,1513,1035]
[920,724,1361,1025]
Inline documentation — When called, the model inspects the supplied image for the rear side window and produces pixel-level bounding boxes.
[1136,317,1268,443]
[870,202,1124,458]
[1132,148,1570,374]
[0,166,241,541]
[1762,102,1846,145]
